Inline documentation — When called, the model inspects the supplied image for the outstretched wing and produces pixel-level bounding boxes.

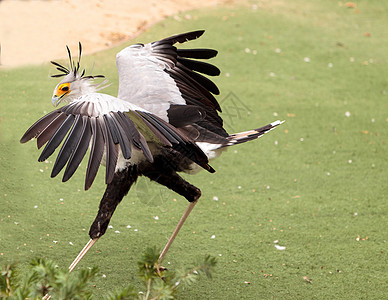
[116,30,229,142]
[20,93,213,190]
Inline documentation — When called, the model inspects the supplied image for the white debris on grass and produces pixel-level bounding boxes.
[213,196,219,201]
[211,235,216,239]
[275,245,286,250]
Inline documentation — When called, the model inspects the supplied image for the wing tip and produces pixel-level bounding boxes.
[207,164,216,173]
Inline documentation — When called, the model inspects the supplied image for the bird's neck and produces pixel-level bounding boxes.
[79,79,99,94]
[68,79,105,102]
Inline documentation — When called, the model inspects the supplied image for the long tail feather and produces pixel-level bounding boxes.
[225,120,284,147]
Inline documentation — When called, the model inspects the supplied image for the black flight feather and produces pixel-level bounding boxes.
[167,105,205,128]
[111,112,134,157]
[20,110,61,143]
[169,69,220,111]
[103,114,120,144]
[98,117,118,184]
[172,142,215,173]
[63,116,92,182]
[176,62,220,95]
[116,111,142,151]
[137,111,183,144]
[85,117,105,190]
[152,48,178,58]
[138,132,153,163]
[36,112,67,149]
[129,111,172,147]
[109,112,132,159]
[158,30,205,45]
[51,114,84,178]
[38,114,75,162]
[177,48,218,59]
[177,57,220,76]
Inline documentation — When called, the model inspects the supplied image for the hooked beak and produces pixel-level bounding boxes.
[52,95,60,107]
[51,92,67,107]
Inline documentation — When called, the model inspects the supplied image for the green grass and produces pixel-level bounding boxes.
[1,1,388,298]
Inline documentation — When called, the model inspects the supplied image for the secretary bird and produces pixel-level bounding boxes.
[20,30,283,271]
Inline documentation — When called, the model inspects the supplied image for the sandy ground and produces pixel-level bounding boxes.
[0,0,227,68]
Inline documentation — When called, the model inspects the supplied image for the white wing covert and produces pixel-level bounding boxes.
[116,30,229,140]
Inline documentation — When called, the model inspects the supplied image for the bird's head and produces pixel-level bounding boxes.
[51,42,107,107]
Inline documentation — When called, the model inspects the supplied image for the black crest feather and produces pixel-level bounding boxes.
[50,42,105,79]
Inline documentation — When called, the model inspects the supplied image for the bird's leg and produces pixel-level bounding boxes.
[138,164,201,262]
[140,168,201,203]
[69,239,98,272]
[89,166,139,239]
[158,200,198,263]
[69,166,138,272]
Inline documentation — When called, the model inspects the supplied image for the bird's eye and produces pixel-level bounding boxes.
[61,86,69,91]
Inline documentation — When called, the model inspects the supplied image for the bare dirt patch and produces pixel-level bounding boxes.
[0,0,227,68]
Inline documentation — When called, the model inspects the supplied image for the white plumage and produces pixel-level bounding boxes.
[116,44,185,121]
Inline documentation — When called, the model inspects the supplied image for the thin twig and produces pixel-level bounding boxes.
[144,278,152,300]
